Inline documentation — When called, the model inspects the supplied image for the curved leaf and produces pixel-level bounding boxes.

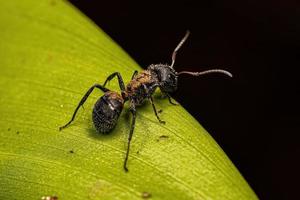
[0,0,258,199]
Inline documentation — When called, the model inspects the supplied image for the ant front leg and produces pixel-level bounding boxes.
[166,93,178,105]
[124,102,137,172]
[149,96,166,124]
[59,84,109,131]
[103,72,126,91]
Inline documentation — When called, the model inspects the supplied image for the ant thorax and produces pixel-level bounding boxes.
[125,70,159,105]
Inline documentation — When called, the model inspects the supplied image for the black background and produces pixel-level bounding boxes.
[69,0,300,199]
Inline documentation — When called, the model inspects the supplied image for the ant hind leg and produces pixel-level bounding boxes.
[59,84,109,131]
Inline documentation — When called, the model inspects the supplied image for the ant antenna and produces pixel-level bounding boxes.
[171,30,190,68]
[177,69,233,78]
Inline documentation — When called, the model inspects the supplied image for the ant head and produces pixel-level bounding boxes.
[149,30,233,94]
[148,64,178,93]
[146,31,191,93]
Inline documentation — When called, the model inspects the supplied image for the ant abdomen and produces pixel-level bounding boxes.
[92,91,124,133]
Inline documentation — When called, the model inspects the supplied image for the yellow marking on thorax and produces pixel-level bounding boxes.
[127,70,152,92]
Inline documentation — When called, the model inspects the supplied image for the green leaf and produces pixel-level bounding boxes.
[0,0,258,199]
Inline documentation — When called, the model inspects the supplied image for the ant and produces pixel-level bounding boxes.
[59,30,232,172]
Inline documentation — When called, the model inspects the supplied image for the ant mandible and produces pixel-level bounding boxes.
[59,30,233,172]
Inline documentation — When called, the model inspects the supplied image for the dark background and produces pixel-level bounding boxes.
[69,0,300,199]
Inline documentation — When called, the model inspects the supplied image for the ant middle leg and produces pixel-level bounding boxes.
[131,70,138,80]
[149,96,166,124]
[103,72,126,91]
[59,84,109,131]
[124,103,137,172]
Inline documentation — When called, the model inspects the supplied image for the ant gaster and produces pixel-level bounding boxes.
[59,30,233,172]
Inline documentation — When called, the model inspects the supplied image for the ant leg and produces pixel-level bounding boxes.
[59,84,109,131]
[149,96,166,124]
[103,72,126,91]
[124,103,137,172]
[131,70,138,80]
[166,93,178,105]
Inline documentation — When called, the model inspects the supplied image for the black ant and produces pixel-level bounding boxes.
[59,30,232,172]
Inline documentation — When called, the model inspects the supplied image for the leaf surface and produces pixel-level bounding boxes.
[0,0,258,199]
